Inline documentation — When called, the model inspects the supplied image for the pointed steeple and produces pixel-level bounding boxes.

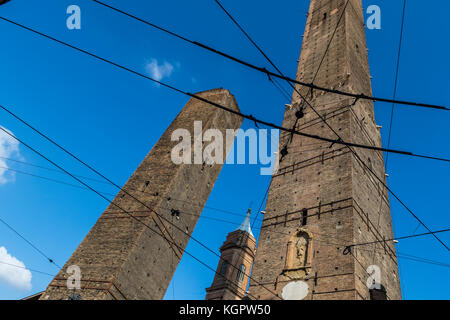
[206,207,257,300]
[237,208,254,237]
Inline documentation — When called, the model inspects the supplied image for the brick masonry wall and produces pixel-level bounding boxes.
[248,0,401,300]
[40,88,243,300]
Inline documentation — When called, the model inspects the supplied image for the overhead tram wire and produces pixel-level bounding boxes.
[0,127,280,300]
[0,155,112,185]
[212,0,292,103]
[0,156,270,284]
[0,162,263,222]
[271,78,292,102]
[386,0,407,169]
[1,165,444,287]
[386,0,407,168]
[1,6,444,296]
[213,0,339,233]
[163,204,450,270]
[305,1,442,298]
[214,215,450,270]
[0,18,448,250]
[210,2,291,103]
[0,165,116,196]
[0,216,61,268]
[397,253,450,268]
[140,205,450,270]
[0,162,266,228]
[213,0,351,122]
[296,1,450,251]
[79,4,450,159]
[211,0,450,252]
[99,200,444,268]
[0,261,56,277]
[306,0,351,95]
[379,0,408,298]
[251,182,270,230]
[0,138,272,294]
[90,0,448,112]
[189,205,450,269]
[122,205,450,254]
[213,0,296,234]
[344,228,450,252]
[0,16,447,162]
[15,154,416,233]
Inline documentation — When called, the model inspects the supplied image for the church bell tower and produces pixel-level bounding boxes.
[206,209,256,300]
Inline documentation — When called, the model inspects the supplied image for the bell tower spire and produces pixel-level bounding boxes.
[237,208,254,237]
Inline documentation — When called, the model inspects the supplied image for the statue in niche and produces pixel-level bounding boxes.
[282,229,312,280]
[293,234,308,268]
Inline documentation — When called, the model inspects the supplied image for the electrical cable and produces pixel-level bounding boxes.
[0,127,282,300]
[0,17,447,161]
[90,0,448,111]
[210,0,450,252]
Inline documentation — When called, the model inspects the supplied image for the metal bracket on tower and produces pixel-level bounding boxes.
[343,246,353,255]
[329,138,343,149]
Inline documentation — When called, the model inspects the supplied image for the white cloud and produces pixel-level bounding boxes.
[0,247,32,291]
[145,59,175,81]
[0,126,21,185]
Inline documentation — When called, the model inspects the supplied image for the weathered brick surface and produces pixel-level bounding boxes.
[40,88,242,300]
[249,0,401,300]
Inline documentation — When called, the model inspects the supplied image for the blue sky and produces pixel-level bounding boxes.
[0,0,448,300]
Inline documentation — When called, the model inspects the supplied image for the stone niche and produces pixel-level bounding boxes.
[281,229,313,280]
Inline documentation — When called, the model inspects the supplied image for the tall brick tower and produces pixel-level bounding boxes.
[40,88,242,300]
[206,209,256,300]
[248,0,402,300]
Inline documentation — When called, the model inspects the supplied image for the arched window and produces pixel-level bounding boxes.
[219,261,229,277]
[236,264,246,283]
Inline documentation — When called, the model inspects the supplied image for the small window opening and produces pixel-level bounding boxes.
[142,181,150,192]
[219,261,229,277]
[236,264,246,283]
[301,209,308,226]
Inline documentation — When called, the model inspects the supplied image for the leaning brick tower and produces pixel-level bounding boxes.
[248,0,402,300]
[40,88,242,300]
